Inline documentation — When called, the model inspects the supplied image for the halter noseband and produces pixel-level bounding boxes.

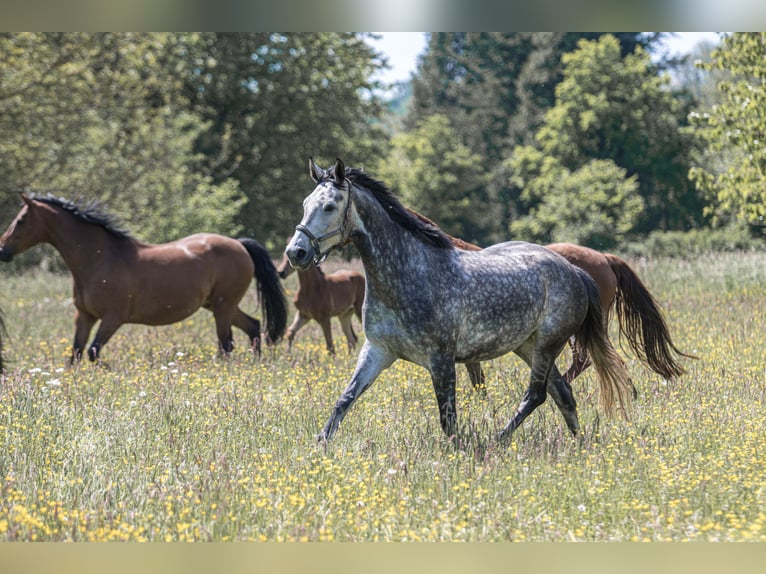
[295,179,353,265]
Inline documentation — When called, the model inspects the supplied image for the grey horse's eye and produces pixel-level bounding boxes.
[323,203,336,212]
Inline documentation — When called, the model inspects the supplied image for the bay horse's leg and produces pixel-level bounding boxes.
[338,310,358,351]
[86,317,123,362]
[286,312,310,352]
[318,317,335,355]
[563,336,591,384]
[71,309,97,364]
[464,361,486,391]
[429,356,458,438]
[212,311,235,356]
[232,309,261,355]
[319,340,395,442]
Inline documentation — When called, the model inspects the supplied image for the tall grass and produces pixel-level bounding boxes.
[0,252,764,541]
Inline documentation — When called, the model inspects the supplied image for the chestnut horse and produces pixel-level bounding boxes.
[276,251,365,354]
[409,210,692,389]
[0,193,287,362]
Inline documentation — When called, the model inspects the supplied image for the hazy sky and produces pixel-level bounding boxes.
[368,32,722,85]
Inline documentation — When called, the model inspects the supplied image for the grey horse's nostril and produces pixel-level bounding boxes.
[296,248,307,260]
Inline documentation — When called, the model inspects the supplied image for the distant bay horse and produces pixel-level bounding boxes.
[0,193,287,362]
[277,250,365,354]
[408,210,693,390]
[286,159,633,442]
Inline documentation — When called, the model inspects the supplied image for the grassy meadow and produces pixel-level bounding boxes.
[0,252,764,541]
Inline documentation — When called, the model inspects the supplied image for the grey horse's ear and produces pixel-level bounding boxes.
[333,157,345,184]
[309,157,326,182]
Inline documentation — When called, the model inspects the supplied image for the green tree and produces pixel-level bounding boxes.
[408,33,663,163]
[508,148,643,248]
[531,35,703,233]
[0,33,244,246]
[689,32,766,229]
[181,33,388,249]
[375,115,496,245]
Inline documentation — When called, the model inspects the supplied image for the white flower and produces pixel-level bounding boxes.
[47,379,61,386]
[577,504,587,513]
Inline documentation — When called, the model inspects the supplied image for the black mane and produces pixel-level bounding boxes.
[343,168,452,250]
[29,194,132,239]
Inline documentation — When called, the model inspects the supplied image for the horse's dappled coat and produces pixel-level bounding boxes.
[286,158,633,442]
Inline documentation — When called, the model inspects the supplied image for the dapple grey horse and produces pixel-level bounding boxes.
[286,158,633,443]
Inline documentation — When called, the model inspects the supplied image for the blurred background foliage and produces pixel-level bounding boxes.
[1,32,765,270]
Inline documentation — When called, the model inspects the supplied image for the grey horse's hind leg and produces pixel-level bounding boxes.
[499,341,579,440]
[544,367,580,436]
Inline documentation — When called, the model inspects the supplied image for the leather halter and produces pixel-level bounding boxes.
[295,179,353,265]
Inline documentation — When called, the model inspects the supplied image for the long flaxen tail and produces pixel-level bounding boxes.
[605,253,695,380]
[573,268,634,419]
[238,238,288,344]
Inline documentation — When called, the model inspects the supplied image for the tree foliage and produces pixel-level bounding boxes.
[0,33,387,255]
[409,33,662,162]
[507,146,642,248]
[181,33,388,248]
[0,33,244,243]
[499,35,704,247]
[375,115,496,245]
[689,32,766,228]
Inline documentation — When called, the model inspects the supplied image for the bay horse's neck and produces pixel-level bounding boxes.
[42,208,133,278]
[297,265,325,291]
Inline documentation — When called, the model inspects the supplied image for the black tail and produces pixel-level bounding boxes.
[238,238,287,343]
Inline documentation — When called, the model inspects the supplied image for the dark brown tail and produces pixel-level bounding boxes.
[605,254,694,380]
[238,238,288,343]
[573,268,633,418]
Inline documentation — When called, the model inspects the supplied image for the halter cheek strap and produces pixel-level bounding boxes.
[295,179,353,266]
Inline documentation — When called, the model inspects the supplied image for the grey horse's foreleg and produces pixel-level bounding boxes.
[318,340,395,442]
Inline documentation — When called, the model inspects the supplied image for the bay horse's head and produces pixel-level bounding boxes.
[0,193,48,262]
[285,157,352,270]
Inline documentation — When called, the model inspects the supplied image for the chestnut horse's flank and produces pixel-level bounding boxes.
[276,251,365,354]
[0,193,287,362]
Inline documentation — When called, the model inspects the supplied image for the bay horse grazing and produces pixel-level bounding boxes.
[411,210,693,389]
[0,193,287,362]
[276,249,365,354]
[286,158,633,442]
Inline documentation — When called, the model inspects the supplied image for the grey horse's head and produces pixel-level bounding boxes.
[285,158,352,270]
